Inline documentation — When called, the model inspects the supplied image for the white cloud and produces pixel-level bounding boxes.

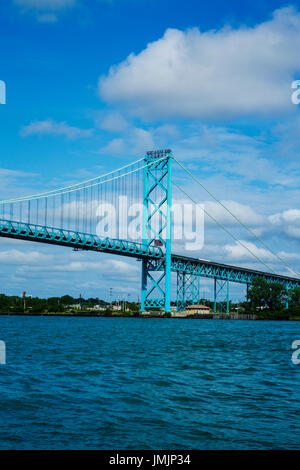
[54,261,102,272]
[14,0,75,10]
[96,111,129,132]
[204,200,265,227]
[37,13,57,23]
[99,7,300,120]
[224,241,275,262]
[97,119,180,157]
[269,209,300,240]
[98,126,155,156]
[0,168,36,178]
[98,137,127,155]
[20,119,93,140]
[272,116,300,159]
[46,259,139,274]
[14,0,76,22]
[0,168,39,201]
[0,249,51,264]
[270,209,300,224]
[109,259,139,274]
[285,226,300,239]
[223,241,300,275]
[172,197,264,234]
[16,254,139,275]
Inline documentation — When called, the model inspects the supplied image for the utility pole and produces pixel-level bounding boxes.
[109,287,113,308]
[127,293,131,312]
[23,291,26,313]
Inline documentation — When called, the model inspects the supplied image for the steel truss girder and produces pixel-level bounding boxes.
[0,219,163,260]
[170,257,300,290]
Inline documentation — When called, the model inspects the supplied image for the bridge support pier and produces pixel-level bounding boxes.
[176,272,201,312]
[141,259,148,312]
[286,286,289,310]
[214,277,230,314]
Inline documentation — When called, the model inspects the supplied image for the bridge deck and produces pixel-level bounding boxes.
[170,255,300,288]
[0,219,299,288]
[0,219,162,260]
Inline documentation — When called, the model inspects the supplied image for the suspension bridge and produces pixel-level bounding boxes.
[0,149,299,313]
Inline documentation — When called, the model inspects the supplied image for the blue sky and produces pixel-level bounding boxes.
[0,0,300,301]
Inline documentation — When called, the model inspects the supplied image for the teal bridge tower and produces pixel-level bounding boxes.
[141,150,173,313]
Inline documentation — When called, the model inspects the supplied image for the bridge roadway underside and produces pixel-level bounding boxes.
[0,219,299,289]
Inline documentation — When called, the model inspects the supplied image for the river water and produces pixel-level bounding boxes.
[0,316,299,449]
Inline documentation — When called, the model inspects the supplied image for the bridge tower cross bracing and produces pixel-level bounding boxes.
[140,150,173,313]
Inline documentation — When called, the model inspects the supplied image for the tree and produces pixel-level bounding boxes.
[47,297,64,312]
[247,277,286,312]
[60,295,74,305]
[289,287,300,306]
[288,287,300,316]
[29,298,47,313]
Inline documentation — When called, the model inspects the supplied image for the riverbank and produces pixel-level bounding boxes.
[0,312,300,320]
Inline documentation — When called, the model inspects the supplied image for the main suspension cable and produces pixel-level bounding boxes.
[173,180,276,274]
[173,157,300,278]
[0,157,164,205]
[0,156,146,204]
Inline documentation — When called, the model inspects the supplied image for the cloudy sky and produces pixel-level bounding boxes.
[0,0,300,301]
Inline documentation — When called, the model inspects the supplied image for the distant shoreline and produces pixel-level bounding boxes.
[0,312,299,320]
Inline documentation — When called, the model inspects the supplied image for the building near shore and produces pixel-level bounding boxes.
[68,303,81,310]
[171,304,211,317]
[141,304,211,317]
[186,304,211,315]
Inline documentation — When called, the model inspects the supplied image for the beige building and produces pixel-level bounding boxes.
[186,304,210,315]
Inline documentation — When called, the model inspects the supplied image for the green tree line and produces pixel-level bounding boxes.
[0,294,106,314]
[245,277,300,318]
[0,294,140,315]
